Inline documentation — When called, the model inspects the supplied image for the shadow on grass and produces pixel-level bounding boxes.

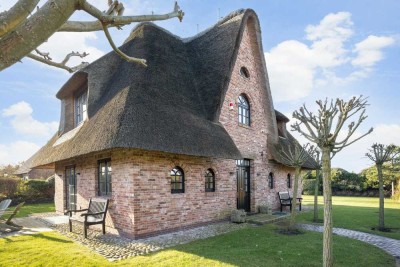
[2,232,72,244]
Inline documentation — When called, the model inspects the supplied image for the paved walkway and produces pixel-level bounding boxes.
[0,215,68,238]
[298,223,400,265]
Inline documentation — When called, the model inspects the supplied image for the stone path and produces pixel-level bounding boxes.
[298,223,400,265]
[0,217,53,238]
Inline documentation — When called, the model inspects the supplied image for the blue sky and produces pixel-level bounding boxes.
[0,0,399,172]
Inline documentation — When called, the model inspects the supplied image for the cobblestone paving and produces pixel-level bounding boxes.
[298,224,400,266]
[51,221,248,261]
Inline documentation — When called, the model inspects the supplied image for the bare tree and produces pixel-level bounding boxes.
[0,0,184,72]
[311,149,322,222]
[291,96,373,267]
[276,142,315,231]
[366,144,398,230]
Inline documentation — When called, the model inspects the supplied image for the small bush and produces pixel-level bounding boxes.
[18,180,54,199]
[0,177,21,198]
[302,179,316,195]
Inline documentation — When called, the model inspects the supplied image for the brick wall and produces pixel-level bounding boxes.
[54,148,237,237]
[218,15,299,211]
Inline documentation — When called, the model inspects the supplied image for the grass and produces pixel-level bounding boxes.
[15,202,55,218]
[0,224,395,267]
[1,202,55,220]
[299,195,400,239]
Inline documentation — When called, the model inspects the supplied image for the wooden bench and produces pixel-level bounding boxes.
[277,191,302,212]
[67,198,109,238]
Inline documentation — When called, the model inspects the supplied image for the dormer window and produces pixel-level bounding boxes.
[238,94,250,126]
[75,91,87,126]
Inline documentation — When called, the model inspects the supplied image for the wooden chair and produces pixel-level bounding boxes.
[67,198,109,238]
[0,199,12,218]
[277,191,302,212]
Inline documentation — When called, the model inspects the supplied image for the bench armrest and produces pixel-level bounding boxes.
[67,208,88,216]
[80,211,106,217]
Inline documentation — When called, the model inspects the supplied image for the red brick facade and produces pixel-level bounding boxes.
[53,17,302,238]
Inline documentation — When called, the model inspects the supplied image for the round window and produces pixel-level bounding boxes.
[240,67,250,78]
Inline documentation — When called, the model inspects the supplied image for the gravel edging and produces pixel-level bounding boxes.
[40,219,248,261]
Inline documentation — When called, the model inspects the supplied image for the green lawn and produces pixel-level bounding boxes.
[0,224,395,267]
[15,202,55,218]
[0,202,55,220]
[299,195,400,239]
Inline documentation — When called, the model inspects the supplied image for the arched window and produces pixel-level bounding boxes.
[268,172,274,189]
[287,174,291,188]
[205,169,215,192]
[238,95,250,126]
[240,66,250,78]
[171,167,184,193]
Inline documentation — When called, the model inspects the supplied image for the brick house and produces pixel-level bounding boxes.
[14,157,54,180]
[27,9,314,238]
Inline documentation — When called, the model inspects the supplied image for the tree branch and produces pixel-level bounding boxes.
[0,0,40,38]
[101,22,147,67]
[0,0,78,71]
[59,1,185,32]
[27,49,89,73]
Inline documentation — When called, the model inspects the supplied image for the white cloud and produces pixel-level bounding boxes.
[352,35,395,68]
[2,101,58,137]
[265,12,395,103]
[36,32,104,68]
[0,141,40,165]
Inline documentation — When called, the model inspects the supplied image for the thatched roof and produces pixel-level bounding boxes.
[268,132,317,170]
[29,10,258,168]
[26,9,314,170]
[275,110,289,123]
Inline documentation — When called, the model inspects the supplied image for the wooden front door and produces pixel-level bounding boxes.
[236,159,250,211]
[65,166,76,210]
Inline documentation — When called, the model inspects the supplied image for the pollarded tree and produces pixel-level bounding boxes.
[365,144,398,230]
[291,96,373,267]
[311,148,322,222]
[275,142,316,231]
[0,0,184,72]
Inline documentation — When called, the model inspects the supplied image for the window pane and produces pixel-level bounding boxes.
[100,182,106,194]
[108,182,112,193]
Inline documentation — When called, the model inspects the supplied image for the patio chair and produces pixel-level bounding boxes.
[67,198,109,238]
[0,199,12,218]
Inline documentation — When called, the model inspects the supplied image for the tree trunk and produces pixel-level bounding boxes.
[289,166,301,230]
[322,147,333,267]
[313,169,320,222]
[392,181,395,197]
[377,164,385,230]
[0,0,79,71]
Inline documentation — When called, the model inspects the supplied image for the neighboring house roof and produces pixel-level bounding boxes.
[25,9,315,170]
[14,155,35,175]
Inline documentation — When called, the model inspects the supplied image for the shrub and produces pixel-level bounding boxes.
[302,179,316,195]
[0,177,21,198]
[18,179,54,199]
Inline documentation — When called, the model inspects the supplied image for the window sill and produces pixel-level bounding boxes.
[238,123,252,129]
